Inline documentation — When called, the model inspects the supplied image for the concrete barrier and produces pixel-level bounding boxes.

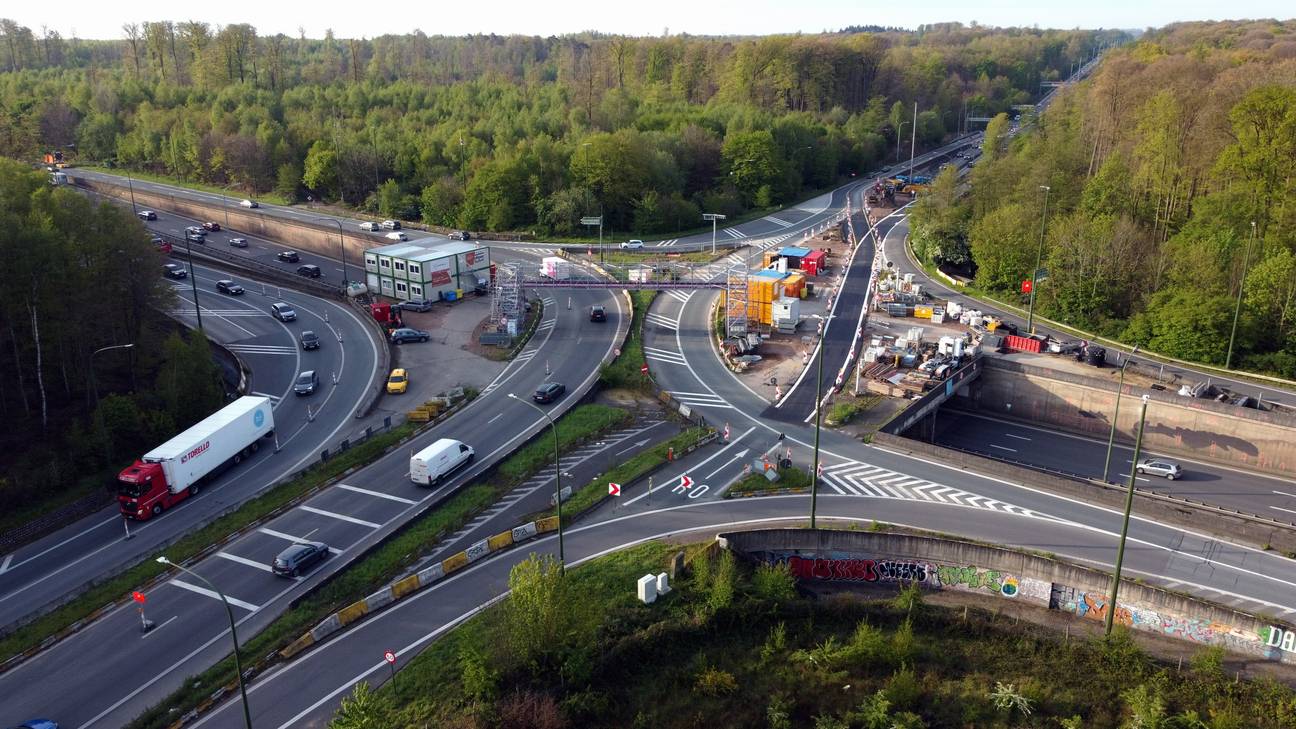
[721,528,1296,664]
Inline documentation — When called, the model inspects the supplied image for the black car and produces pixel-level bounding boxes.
[533,382,566,404]
[163,263,187,279]
[297,264,322,278]
[202,221,221,232]
[294,370,319,396]
[216,279,244,295]
[390,327,431,344]
[277,250,300,263]
[300,330,320,350]
[271,541,329,577]
[589,305,607,322]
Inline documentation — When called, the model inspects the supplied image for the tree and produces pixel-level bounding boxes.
[1122,288,1235,365]
[329,682,387,729]
[301,141,338,198]
[722,130,782,206]
[505,554,587,670]
[419,177,464,228]
[967,202,1036,292]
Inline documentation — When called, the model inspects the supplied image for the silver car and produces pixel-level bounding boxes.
[1136,459,1183,480]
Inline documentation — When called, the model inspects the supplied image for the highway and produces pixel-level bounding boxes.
[0,263,623,728]
[0,256,382,631]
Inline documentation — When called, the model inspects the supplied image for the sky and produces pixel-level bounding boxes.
[13,0,1295,40]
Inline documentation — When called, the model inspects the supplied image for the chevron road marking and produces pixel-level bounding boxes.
[644,346,687,366]
[645,313,679,331]
[819,461,1044,518]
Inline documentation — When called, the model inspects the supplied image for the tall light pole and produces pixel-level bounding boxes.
[508,393,564,569]
[703,213,726,254]
[317,217,349,285]
[1225,221,1257,370]
[1105,394,1149,636]
[896,121,910,162]
[183,235,204,332]
[125,169,138,215]
[908,101,917,182]
[806,313,834,528]
[220,184,234,230]
[1026,185,1051,334]
[90,343,135,404]
[1102,344,1139,483]
[156,556,253,729]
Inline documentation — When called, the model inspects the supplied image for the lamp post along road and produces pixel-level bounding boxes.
[1102,345,1139,483]
[183,235,204,332]
[908,101,917,182]
[509,394,564,569]
[1026,185,1051,334]
[125,170,138,215]
[703,213,726,254]
[156,556,253,729]
[1105,395,1150,636]
[1226,221,1257,370]
[896,121,910,162]
[807,313,833,528]
[318,217,349,284]
[91,343,136,404]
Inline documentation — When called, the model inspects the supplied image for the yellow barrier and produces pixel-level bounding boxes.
[487,531,514,551]
[442,551,470,574]
[279,633,315,660]
[536,516,560,533]
[407,410,431,422]
[391,574,420,599]
[336,600,368,626]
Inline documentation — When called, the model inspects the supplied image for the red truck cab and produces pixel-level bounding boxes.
[117,461,187,520]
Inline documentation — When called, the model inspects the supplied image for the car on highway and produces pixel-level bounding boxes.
[385,231,409,241]
[184,227,206,243]
[270,302,297,322]
[390,327,430,344]
[163,263,187,280]
[9,719,59,729]
[1136,459,1183,480]
[400,298,434,312]
[271,541,329,577]
[239,199,258,208]
[136,210,157,220]
[533,382,565,404]
[202,221,221,232]
[228,237,249,248]
[297,264,322,278]
[620,239,644,250]
[215,280,244,295]
[386,368,409,394]
[294,370,319,396]
[381,219,401,230]
[589,305,607,322]
[277,250,300,263]
[359,221,380,231]
[450,230,471,240]
[299,330,320,350]
[152,236,172,253]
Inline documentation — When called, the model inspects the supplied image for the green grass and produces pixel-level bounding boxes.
[82,166,295,207]
[561,426,711,517]
[124,402,633,728]
[727,465,813,497]
[332,540,1296,728]
[599,290,655,391]
[0,421,420,665]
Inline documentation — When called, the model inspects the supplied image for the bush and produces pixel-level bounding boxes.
[752,562,796,602]
[694,666,739,696]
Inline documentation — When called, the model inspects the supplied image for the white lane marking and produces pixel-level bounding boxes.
[1272,506,1296,516]
[216,551,274,573]
[0,555,11,574]
[257,527,344,554]
[140,615,178,638]
[623,427,756,506]
[1275,490,1296,499]
[1005,433,1031,441]
[298,505,381,529]
[989,444,1017,453]
[487,412,503,425]
[336,484,418,505]
[168,578,261,611]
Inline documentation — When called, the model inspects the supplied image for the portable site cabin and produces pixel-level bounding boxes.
[364,240,491,302]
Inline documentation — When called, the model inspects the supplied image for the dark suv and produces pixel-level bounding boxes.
[297,264,322,278]
[277,250,300,263]
[589,305,606,322]
[533,382,566,403]
[299,331,320,350]
[271,542,329,577]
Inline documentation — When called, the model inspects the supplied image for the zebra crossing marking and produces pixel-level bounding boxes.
[819,461,1044,518]
[667,290,693,303]
[654,239,678,247]
[225,344,297,356]
[645,313,679,330]
[643,346,687,366]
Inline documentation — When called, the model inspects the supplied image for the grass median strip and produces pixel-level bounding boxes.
[599,290,654,391]
[561,426,711,517]
[124,403,632,729]
[727,465,812,497]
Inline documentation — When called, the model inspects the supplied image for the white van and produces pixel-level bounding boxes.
[385,231,408,241]
[410,438,474,486]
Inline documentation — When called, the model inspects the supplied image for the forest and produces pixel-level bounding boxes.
[909,20,1296,376]
[0,160,225,519]
[0,21,1119,235]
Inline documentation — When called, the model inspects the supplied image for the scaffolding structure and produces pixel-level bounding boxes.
[490,263,523,337]
[724,266,749,338]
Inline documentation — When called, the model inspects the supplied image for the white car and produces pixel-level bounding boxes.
[381,220,401,230]
[359,221,380,231]
[239,199,258,208]
[385,231,408,241]
[620,239,645,250]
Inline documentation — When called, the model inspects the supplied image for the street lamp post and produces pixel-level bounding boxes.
[806,313,834,529]
[155,556,253,729]
[1026,185,1051,334]
[703,213,726,254]
[1105,394,1150,636]
[1102,345,1139,483]
[908,101,917,182]
[896,121,910,162]
[220,184,234,230]
[508,394,564,569]
[183,235,204,332]
[317,217,349,285]
[1225,221,1257,370]
[90,343,135,404]
[125,170,138,215]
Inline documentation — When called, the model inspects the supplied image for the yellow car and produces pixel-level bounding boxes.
[386,368,409,394]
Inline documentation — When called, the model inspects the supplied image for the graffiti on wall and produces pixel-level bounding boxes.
[781,555,1034,599]
[1049,585,1256,648]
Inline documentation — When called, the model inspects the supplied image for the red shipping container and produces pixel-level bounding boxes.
[1004,335,1043,353]
[803,249,827,276]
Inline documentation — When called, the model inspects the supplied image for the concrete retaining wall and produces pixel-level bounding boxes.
[972,357,1296,477]
[720,528,1296,664]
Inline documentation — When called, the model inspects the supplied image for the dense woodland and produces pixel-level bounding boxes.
[911,20,1296,375]
[0,21,1118,234]
[0,160,225,513]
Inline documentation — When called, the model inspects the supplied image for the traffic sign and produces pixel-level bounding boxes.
[581,216,602,226]
[679,475,693,490]
[723,423,731,441]
[132,591,146,604]
[1021,279,1033,294]
[608,482,621,496]
[384,650,396,665]
[640,364,649,374]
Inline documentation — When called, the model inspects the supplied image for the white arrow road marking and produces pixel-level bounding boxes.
[616,438,651,456]
[706,449,750,480]
[0,555,11,574]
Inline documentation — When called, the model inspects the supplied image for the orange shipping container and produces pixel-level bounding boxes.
[783,273,805,298]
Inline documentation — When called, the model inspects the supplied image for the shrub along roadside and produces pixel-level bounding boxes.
[0,421,419,667]
[561,426,711,518]
[124,403,634,729]
[727,465,812,497]
[599,290,655,391]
